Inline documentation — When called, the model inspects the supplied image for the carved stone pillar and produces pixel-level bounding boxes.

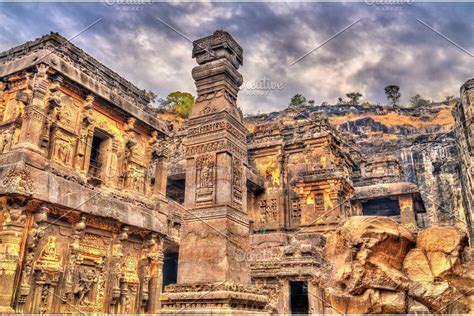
[40,75,62,151]
[0,199,28,313]
[75,95,95,175]
[109,227,128,313]
[59,216,85,312]
[161,30,268,313]
[16,205,48,313]
[140,233,164,313]
[15,64,50,153]
[148,130,169,197]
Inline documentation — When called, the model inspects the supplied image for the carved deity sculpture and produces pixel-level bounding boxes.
[124,117,136,148]
[40,75,62,149]
[73,268,98,305]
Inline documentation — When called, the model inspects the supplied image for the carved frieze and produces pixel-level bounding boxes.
[185,139,247,160]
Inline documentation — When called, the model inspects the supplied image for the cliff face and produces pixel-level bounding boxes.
[244,103,470,233]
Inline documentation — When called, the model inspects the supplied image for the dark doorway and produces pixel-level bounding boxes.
[362,197,401,216]
[163,252,178,286]
[290,281,309,314]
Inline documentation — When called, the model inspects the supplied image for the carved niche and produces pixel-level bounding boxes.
[62,233,108,313]
[195,154,216,205]
[50,129,75,166]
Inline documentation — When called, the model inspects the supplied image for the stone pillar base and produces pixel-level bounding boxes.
[160,282,269,314]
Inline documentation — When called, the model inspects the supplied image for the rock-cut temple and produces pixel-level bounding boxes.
[0,30,473,314]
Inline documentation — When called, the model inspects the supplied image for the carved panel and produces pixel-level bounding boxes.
[195,154,216,205]
[51,130,75,166]
[64,234,108,313]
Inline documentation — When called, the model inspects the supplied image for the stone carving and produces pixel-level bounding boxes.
[195,154,215,205]
[74,268,98,305]
[2,161,33,194]
[110,228,128,311]
[149,130,168,160]
[53,137,72,165]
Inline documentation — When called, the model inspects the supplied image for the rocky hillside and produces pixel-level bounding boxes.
[244,103,469,231]
[244,103,454,152]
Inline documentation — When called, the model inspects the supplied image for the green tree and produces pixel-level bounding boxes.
[410,94,430,108]
[346,92,363,105]
[289,94,307,107]
[361,101,372,108]
[161,91,195,118]
[384,85,401,106]
[337,97,344,105]
[308,100,315,106]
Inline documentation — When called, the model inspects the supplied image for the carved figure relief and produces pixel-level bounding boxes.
[52,137,73,166]
[74,267,98,305]
[195,154,215,204]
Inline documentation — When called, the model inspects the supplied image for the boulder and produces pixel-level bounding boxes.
[324,216,415,294]
[326,288,408,314]
[417,226,466,254]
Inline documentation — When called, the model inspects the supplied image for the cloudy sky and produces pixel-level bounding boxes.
[1,1,473,114]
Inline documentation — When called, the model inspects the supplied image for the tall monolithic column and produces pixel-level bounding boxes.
[178,30,250,285]
[161,31,268,314]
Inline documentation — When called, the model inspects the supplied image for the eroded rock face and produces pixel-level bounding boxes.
[323,216,474,313]
[325,216,414,295]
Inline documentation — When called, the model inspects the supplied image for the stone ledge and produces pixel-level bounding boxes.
[0,156,170,234]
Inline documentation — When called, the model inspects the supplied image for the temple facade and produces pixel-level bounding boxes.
[0,32,182,314]
[0,31,472,314]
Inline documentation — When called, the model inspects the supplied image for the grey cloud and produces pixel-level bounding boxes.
[1,2,472,113]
